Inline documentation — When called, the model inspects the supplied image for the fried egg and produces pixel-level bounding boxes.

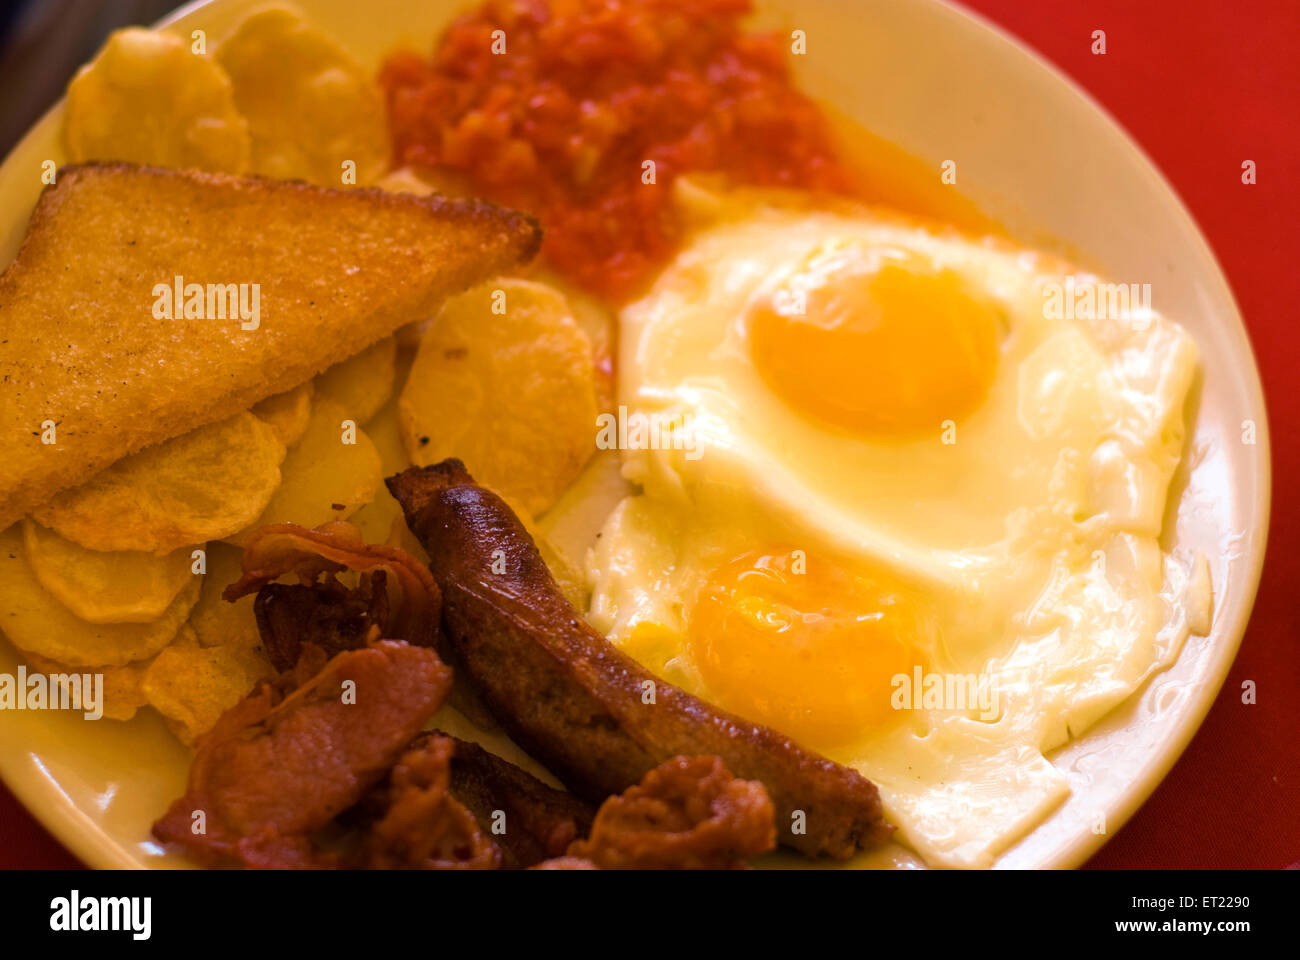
[581,185,1211,868]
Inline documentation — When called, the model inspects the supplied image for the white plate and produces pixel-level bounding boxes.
[0,0,1270,869]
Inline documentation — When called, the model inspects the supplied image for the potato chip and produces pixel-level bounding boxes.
[63,27,250,172]
[533,268,617,412]
[32,412,286,554]
[227,400,381,544]
[0,526,200,667]
[19,648,150,721]
[362,397,411,478]
[188,542,263,655]
[251,380,314,446]
[314,336,396,424]
[348,489,405,546]
[347,398,410,545]
[22,519,197,624]
[142,638,271,745]
[400,279,598,515]
[216,5,387,185]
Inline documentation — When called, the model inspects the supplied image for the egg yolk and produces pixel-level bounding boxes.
[688,548,931,752]
[748,249,1001,436]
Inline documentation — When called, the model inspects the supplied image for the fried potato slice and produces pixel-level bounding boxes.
[63,27,250,172]
[216,4,387,185]
[0,526,200,667]
[400,279,597,515]
[19,648,150,721]
[227,400,381,544]
[188,542,263,655]
[532,268,617,413]
[22,519,197,624]
[361,397,410,478]
[32,412,285,555]
[347,398,410,546]
[314,336,396,425]
[347,486,404,546]
[142,635,271,745]
[251,380,314,446]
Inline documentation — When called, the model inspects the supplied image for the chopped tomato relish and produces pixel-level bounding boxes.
[379,0,857,301]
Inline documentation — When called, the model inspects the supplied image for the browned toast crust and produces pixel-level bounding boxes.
[0,163,541,530]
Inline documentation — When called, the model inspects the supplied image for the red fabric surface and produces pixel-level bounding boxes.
[1,0,1295,869]
[963,0,1300,870]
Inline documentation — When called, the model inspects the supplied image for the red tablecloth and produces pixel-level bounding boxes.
[1,0,1295,869]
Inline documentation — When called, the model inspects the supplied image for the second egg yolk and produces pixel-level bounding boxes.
[688,548,931,753]
[748,251,1001,437]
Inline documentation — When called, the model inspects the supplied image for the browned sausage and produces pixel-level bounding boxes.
[387,460,892,859]
[442,735,595,868]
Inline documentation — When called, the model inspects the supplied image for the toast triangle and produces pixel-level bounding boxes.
[0,163,541,530]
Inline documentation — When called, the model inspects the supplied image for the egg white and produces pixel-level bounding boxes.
[577,188,1210,868]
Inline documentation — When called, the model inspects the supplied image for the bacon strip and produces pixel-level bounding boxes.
[559,755,776,870]
[152,641,452,868]
[225,521,440,645]
[355,734,500,870]
[254,573,390,672]
[387,459,893,859]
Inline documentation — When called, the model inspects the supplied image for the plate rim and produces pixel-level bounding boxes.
[0,0,1272,870]
[935,0,1272,868]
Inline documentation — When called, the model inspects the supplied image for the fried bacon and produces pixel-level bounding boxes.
[152,641,451,868]
[531,856,599,870]
[556,755,776,870]
[387,460,893,859]
[354,734,499,870]
[253,572,390,671]
[347,732,595,869]
[225,521,439,647]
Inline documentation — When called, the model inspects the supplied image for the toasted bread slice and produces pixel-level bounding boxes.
[0,163,540,531]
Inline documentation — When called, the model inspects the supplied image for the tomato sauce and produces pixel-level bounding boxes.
[379,0,858,302]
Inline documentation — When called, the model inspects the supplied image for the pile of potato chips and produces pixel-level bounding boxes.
[63,4,386,186]
[4,3,609,746]
[2,334,398,742]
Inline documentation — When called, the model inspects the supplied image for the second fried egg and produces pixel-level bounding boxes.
[583,185,1210,868]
